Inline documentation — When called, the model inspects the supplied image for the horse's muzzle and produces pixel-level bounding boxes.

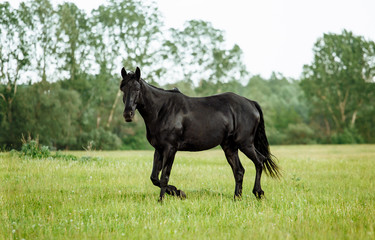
[124,111,134,122]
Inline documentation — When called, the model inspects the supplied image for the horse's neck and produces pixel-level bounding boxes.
[137,80,164,124]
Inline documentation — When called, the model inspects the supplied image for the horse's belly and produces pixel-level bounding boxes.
[178,140,220,151]
[178,125,225,151]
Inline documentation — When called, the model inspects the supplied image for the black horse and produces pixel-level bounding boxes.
[120,67,280,201]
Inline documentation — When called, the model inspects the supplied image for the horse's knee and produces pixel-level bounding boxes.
[150,176,160,187]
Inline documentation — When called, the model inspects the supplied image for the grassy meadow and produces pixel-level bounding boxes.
[1,145,375,239]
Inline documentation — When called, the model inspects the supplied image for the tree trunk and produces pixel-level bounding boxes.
[96,114,101,129]
[7,101,12,124]
[338,89,349,127]
[351,110,358,128]
[106,89,121,128]
[3,83,17,124]
[324,118,331,136]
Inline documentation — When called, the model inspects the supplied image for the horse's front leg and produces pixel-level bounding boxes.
[159,147,187,202]
[159,147,176,201]
[150,150,162,187]
[150,149,185,200]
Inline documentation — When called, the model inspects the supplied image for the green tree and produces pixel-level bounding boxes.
[6,81,81,149]
[246,73,311,144]
[20,0,57,83]
[355,104,375,142]
[0,2,32,130]
[164,20,248,86]
[56,2,91,83]
[91,0,165,130]
[301,30,375,140]
[91,0,164,75]
[55,2,103,140]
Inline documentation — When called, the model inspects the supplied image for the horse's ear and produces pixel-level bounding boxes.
[135,67,141,81]
[121,67,127,79]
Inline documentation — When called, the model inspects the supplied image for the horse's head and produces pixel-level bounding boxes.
[120,67,141,122]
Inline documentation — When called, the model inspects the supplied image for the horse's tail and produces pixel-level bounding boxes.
[253,101,281,179]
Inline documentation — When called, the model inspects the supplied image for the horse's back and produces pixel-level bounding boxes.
[186,92,259,118]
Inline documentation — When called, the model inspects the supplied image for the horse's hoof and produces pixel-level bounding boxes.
[178,190,187,199]
[234,195,242,201]
[166,185,178,196]
[253,189,264,200]
[158,194,165,203]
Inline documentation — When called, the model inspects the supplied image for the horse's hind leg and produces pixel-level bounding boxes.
[240,144,265,199]
[221,143,245,200]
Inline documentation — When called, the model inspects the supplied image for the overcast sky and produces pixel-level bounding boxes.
[5,0,375,79]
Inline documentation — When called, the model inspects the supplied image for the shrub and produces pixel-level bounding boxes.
[19,138,51,159]
[267,127,287,145]
[78,128,122,150]
[284,123,316,144]
[15,137,100,162]
[331,127,364,144]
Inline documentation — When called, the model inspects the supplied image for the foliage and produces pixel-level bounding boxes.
[2,146,375,239]
[284,123,316,144]
[91,0,164,77]
[330,127,364,144]
[56,2,91,82]
[1,1,374,149]
[245,73,310,145]
[163,20,248,85]
[19,139,50,159]
[19,0,57,83]
[355,105,375,143]
[6,81,81,149]
[301,30,375,142]
[0,2,32,127]
[14,136,101,161]
[120,118,153,150]
[78,127,122,150]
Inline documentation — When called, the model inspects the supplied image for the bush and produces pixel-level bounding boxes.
[19,139,51,159]
[78,128,122,150]
[267,127,287,145]
[284,123,316,144]
[331,127,364,144]
[14,137,102,162]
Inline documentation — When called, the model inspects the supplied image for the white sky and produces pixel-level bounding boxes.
[4,0,375,79]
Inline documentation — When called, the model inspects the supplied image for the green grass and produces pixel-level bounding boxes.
[1,145,375,239]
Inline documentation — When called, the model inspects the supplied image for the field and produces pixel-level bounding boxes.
[1,145,375,239]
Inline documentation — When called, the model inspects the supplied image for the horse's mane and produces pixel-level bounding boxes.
[142,79,181,94]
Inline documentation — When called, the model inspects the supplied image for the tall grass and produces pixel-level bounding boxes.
[1,145,374,239]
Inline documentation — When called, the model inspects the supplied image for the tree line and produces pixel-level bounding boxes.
[1,0,374,150]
